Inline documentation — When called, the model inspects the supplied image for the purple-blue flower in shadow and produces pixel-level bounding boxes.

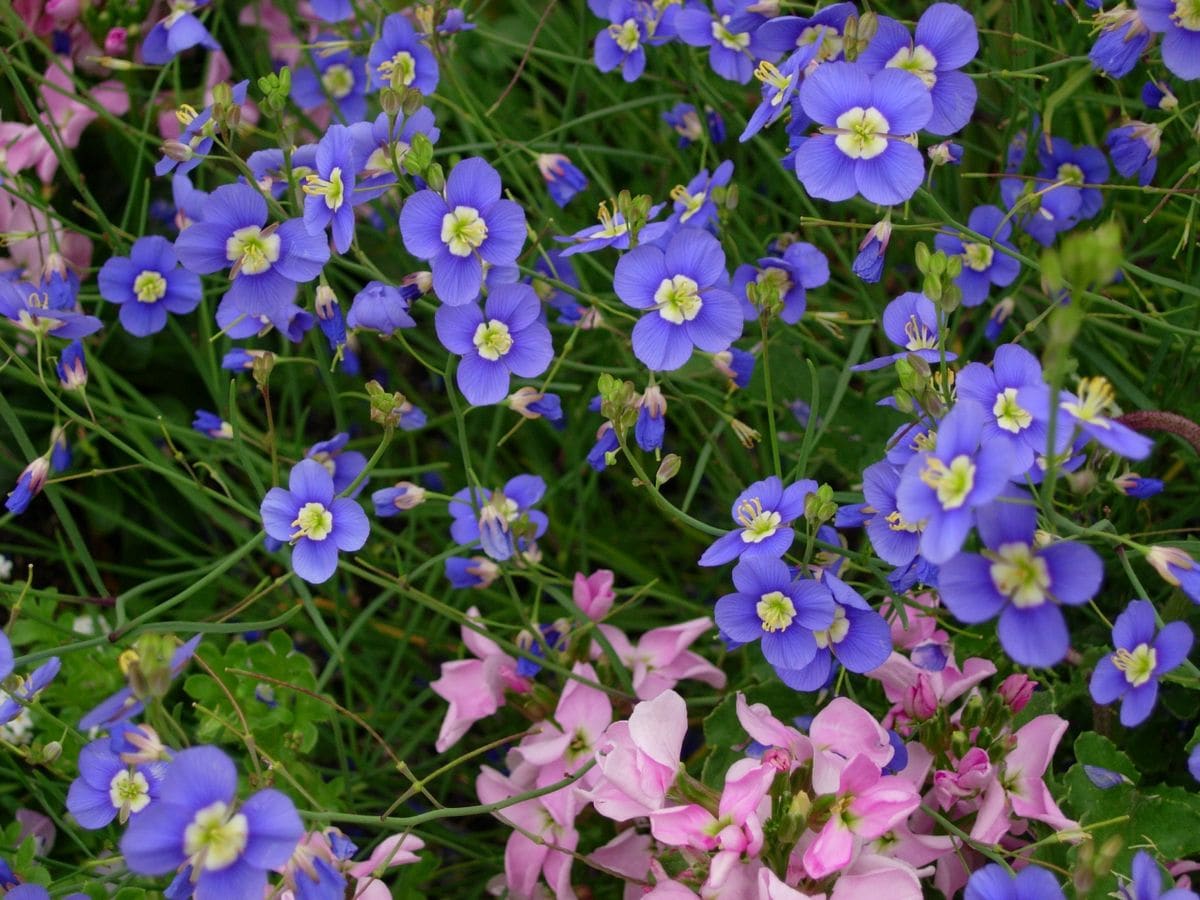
[933,205,1020,307]
[260,459,369,584]
[400,157,526,305]
[98,236,202,336]
[698,476,816,567]
[141,0,220,65]
[794,62,932,206]
[955,344,1048,477]
[733,240,829,323]
[939,489,1103,666]
[448,475,549,562]
[301,125,369,254]
[1090,599,1193,726]
[291,34,368,123]
[120,746,302,897]
[613,228,742,372]
[1135,0,1200,80]
[368,14,440,93]
[851,292,955,372]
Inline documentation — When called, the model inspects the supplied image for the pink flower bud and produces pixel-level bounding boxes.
[998,673,1036,712]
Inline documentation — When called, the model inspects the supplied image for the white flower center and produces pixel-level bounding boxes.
[225,225,281,276]
[989,542,1051,608]
[1056,162,1085,185]
[903,314,937,351]
[183,801,249,872]
[993,388,1033,434]
[1174,0,1200,30]
[962,242,994,272]
[321,63,356,100]
[736,497,782,543]
[712,16,750,51]
[798,24,843,61]
[379,50,416,87]
[108,769,152,823]
[756,590,796,633]
[1062,376,1116,426]
[473,319,514,361]
[441,206,488,257]
[133,270,167,304]
[654,274,702,324]
[290,501,334,542]
[611,18,640,52]
[1113,643,1158,686]
[302,166,346,210]
[813,606,850,649]
[919,454,976,510]
[834,106,890,160]
[886,44,939,88]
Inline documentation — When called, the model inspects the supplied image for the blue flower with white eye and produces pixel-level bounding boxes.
[98,237,202,336]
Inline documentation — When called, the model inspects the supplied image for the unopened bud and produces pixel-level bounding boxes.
[380,87,403,118]
[425,163,445,192]
[656,453,681,486]
[40,741,62,764]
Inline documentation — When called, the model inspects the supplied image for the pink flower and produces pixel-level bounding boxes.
[6,59,129,183]
[429,606,531,752]
[883,591,947,650]
[829,854,925,899]
[872,653,996,731]
[932,747,994,809]
[596,617,726,700]
[516,662,612,786]
[0,193,93,274]
[802,754,921,880]
[573,569,615,619]
[347,834,426,898]
[809,698,894,795]
[970,715,1078,845]
[997,673,1036,712]
[736,693,814,769]
[592,689,686,820]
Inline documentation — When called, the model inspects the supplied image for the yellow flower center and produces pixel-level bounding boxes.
[320,63,355,100]
[962,242,994,272]
[736,498,782,543]
[654,274,703,324]
[886,45,939,88]
[441,206,488,257]
[302,166,346,211]
[989,542,1050,608]
[833,107,890,160]
[1175,0,1200,29]
[756,590,796,632]
[1112,643,1158,686]
[290,501,334,542]
[473,319,514,361]
[225,225,281,276]
[920,454,976,510]
[379,50,417,88]
[993,388,1033,434]
[903,314,938,351]
[184,801,248,872]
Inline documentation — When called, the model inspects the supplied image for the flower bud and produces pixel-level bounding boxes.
[656,453,681,486]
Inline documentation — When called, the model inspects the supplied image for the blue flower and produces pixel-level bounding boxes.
[733,240,829,324]
[862,460,923,567]
[0,278,101,339]
[192,410,232,440]
[1107,121,1161,185]
[368,14,440,93]
[67,739,162,829]
[0,633,11,681]
[302,125,368,254]
[78,637,202,732]
[347,281,418,335]
[852,218,892,283]
[587,423,620,471]
[613,228,742,371]
[635,385,666,451]
[1114,473,1164,498]
[1019,376,1153,460]
[121,746,302,897]
[894,400,1012,564]
[933,205,1021,307]
[1090,600,1193,725]
[699,476,815,567]
[304,433,367,497]
[715,556,836,674]
[98,236,202,336]
[851,292,957,372]
[174,183,330,332]
[1142,78,1178,108]
[594,1,651,82]
[955,344,1048,477]
[435,283,553,406]
[537,154,589,208]
[939,489,1104,666]
[371,482,426,518]
[964,864,1065,900]
[740,43,822,141]
[260,460,370,584]
[794,62,933,206]
[1089,8,1152,77]
[555,202,667,256]
[354,108,441,200]
[155,82,249,177]
[56,339,87,390]
[675,0,772,83]
[1121,850,1200,899]
[713,347,755,388]
[5,458,50,516]
[0,657,61,727]
[141,0,220,64]
[663,103,722,147]
[1135,0,1200,80]
[291,34,369,123]
[400,157,527,305]
[858,3,979,135]
[448,475,548,562]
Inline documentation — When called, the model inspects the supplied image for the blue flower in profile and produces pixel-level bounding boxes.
[635,385,666,451]
[291,34,369,123]
[734,240,829,323]
[715,556,836,673]
[155,82,250,177]
[141,0,220,64]
[756,2,856,62]
[1019,376,1153,460]
[0,657,61,727]
[1114,473,1164,498]
[965,864,1065,900]
[448,475,549,562]
[699,476,815,567]
[858,3,979,136]
[613,228,742,371]
[260,460,370,584]
[933,205,1020,307]
[537,154,589,208]
[98,236,202,336]
[400,157,527,305]
[1107,121,1161,185]
[1135,0,1200,80]
[57,339,87,390]
[740,43,823,141]
[1142,79,1177,109]
[67,739,162,829]
[368,14,440,93]
[78,636,202,732]
[713,347,754,388]
[0,633,11,681]
[1121,850,1200,899]
[555,201,667,256]
[663,161,733,234]
[939,489,1104,666]
[434,283,554,406]
[861,460,923,567]
[0,279,101,339]
[347,281,418,335]
[5,458,50,516]
[894,400,1012,564]
[1090,599,1194,725]
[192,410,232,439]
[120,746,302,897]
[302,125,368,254]
[1089,7,1153,77]
[852,219,892,283]
[794,63,933,206]
[587,422,620,471]
[304,433,367,498]
[773,572,892,690]
[851,292,957,372]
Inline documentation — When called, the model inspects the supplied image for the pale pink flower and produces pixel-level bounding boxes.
[736,692,814,770]
[809,698,894,795]
[573,569,615,620]
[802,754,921,879]
[829,853,925,899]
[516,662,612,787]
[0,192,93,274]
[430,606,531,752]
[592,689,686,821]
[970,714,1078,845]
[872,653,996,732]
[883,591,947,650]
[7,59,129,183]
[587,829,653,891]
[347,833,426,898]
[596,618,726,700]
